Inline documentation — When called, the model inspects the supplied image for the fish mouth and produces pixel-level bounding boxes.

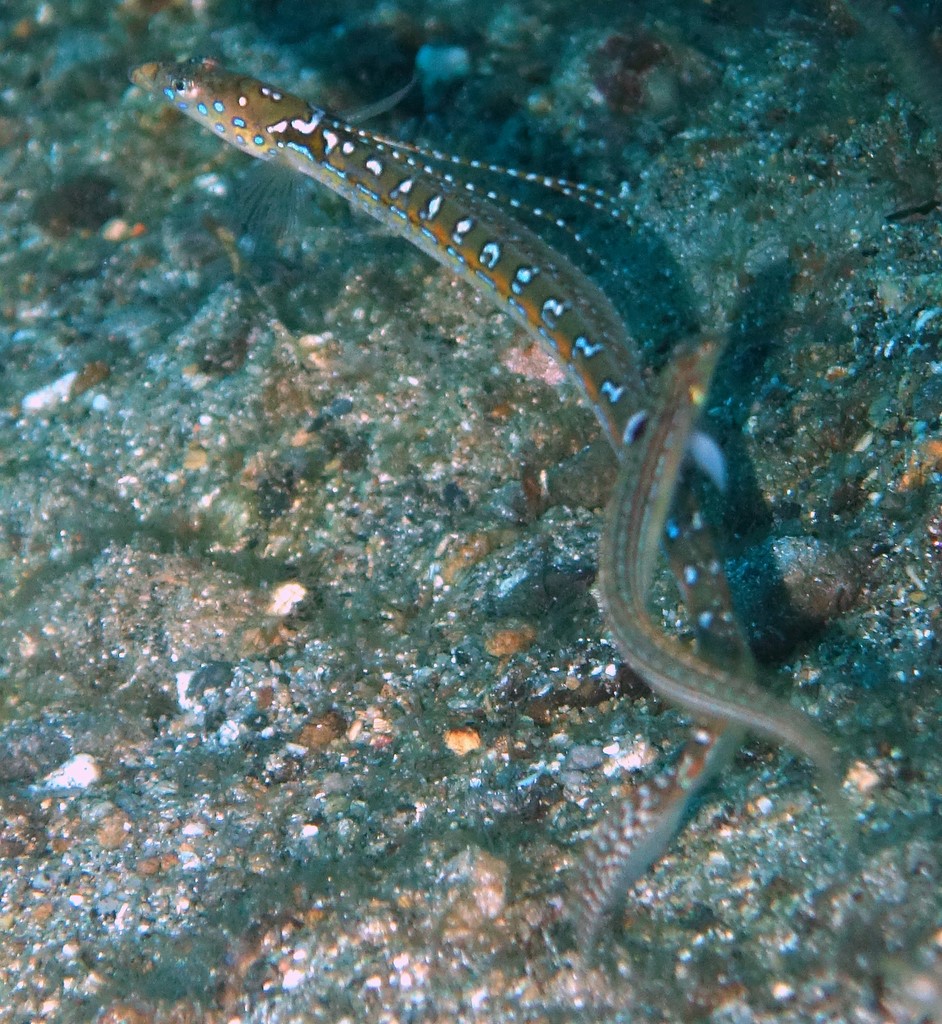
[129,62,160,88]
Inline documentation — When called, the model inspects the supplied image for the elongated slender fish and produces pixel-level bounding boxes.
[573,339,739,951]
[575,330,854,948]
[130,59,645,450]
[130,58,847,953]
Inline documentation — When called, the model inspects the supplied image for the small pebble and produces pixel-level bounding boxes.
[182,444,207,470]
[441,531,510,584]
[565,744,605,771]
[267,581,307,616]
[22,371,78,413]
[485,625,537,657]
[298,711,346,751]
[42,754,100,790]
[772,981,795,1002]
[70,360,110,396]
[443,726,482,755]
[846,760,880,794]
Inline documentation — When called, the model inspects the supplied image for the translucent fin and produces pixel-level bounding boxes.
[345,76,416,123]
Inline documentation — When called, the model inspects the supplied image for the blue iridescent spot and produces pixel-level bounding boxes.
[538,326,557,348]
[213,100,225,113]
[163,87,174,100]
[253,135,265,146]
[176,101,188,111]
[215,123,225,133]
[232,117,246,128]
[197,102,208,115]
[286,140,314,160]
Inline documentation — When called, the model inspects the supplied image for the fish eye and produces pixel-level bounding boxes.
[172,79,188,93]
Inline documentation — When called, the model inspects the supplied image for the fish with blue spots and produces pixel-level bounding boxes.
[130,57,848,954]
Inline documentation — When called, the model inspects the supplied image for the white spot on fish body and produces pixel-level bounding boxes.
[600,380,625,404]
[541,297,568,327]
[479,241,501,268]
[422,194,443,219]
[574,335,604,359]
[452,217,473,241]
[511,266,538,295]
[291,113,322,134]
